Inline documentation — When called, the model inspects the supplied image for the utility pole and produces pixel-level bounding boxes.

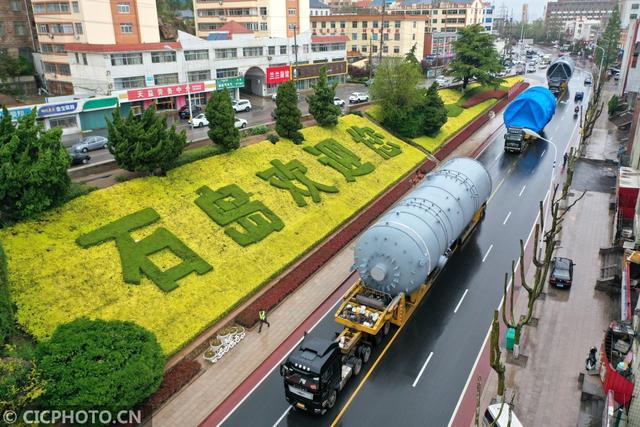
[293,24,299,83]
[368,37,373,80]
[378,0,386,65]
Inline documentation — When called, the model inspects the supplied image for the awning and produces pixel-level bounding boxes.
[83,97,118,112]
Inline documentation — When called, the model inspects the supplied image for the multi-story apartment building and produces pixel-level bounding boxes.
[621,0,640,29]
[544,0,616,32]
[0,0,37,58]
[193,0,310,39]
[33,0,160,95]
[387,0,494,33]
[565,17,601,41]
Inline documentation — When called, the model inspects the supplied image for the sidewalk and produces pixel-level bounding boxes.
[148,84,524,427]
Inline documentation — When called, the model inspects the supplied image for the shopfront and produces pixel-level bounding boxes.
[215,76,244,100]
[37,101,81,135]
[80,97,119,131]
[264,61,348,94]
[114,81,217,116]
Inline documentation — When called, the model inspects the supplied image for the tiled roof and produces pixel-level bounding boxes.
[311,35,350,43]
[310,0,330,8]
[64,42,181,53]
[218,20,253,34]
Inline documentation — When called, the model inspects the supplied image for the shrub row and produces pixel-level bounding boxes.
[139,359,201,417]
[235,158,437,328]
[461,89,507,108]
[0,244,13,345]
[445,104,464,117]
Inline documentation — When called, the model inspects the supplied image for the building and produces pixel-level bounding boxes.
[544,0,616,32]
[521,3,529,24]
[620,18,640,96]
[565,17,602,41]
[193,0,310,40]
[621,0,640,29]
[310,0,331,16]
[32,0,160,95]
[386,0,494,33]
[0,0,37,58]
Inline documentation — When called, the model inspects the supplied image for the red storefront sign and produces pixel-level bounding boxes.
[266,66,291,84]
[127,82,206,101]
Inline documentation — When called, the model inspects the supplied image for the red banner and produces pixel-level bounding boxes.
[266,66,291,84]
[126,82,206,101]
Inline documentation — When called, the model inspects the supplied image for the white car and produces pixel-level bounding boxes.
[526,63,537,73]
[190,114,247,129]
[232,99,252,113]
[333,97,345,106]
[349,92,369,104]
[234,117,247,129]
[435,76,448,86]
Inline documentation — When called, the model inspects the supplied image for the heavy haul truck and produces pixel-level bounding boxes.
[503,86,556,154]
[280,157,492,414]
[546,56,574,96]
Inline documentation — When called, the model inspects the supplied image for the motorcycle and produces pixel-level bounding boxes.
[574,107,580,119]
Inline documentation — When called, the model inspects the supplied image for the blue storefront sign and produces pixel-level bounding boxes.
[37,102,79,118]
[0,106,35,121]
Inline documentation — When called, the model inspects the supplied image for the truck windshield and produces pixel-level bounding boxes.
[506,134,522,142]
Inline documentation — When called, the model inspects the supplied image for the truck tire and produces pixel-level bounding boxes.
[359,345,371,363]
[373,331,383,346]
[351,357,363,376]
[327,389,337,409]
[382,321,390,336]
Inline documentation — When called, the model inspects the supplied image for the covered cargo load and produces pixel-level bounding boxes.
[503,86,556,134]
[547,56,574,93]
[354,157,491,296]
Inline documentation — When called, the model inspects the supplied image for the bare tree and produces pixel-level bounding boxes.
[490,310,506,399]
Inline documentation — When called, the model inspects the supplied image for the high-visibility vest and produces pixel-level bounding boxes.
[259,310,266,321]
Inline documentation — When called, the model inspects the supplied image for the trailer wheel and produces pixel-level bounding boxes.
[351,357,363,376]
[382,321,390,336]
[360,345,371,363]
[373,331,383,346]
[327,389,337,409]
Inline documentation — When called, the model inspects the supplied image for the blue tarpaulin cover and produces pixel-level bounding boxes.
[503,86,556,133]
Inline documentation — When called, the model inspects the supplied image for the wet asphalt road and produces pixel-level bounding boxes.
[218,66,593,427]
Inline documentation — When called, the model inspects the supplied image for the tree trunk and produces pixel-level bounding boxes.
[463,76,469,90]
[514,326,522,358]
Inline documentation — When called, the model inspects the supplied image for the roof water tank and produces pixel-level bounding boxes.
[354,157,492,296]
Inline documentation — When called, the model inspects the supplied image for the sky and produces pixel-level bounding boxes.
[492,0,548,22]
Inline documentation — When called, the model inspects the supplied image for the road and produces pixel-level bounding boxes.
[216,66,592,427]
[65,84,367,168]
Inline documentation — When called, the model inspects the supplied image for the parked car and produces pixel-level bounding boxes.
[333,97,345,107]
[233,99,252,113]
[574,91,584,102]
[584,76,593,85]
[349,92,369,104]
[483,403,524,427]
[549,257,575,288]
[71,136,108,153]
[364,79,373,87]
[526,63,537,73]
[271,92,302,102]
[69,151,91,165]
[190,113,209,128]
[234,117,248,129]
[178,104,202,119]
[435,76,448,86]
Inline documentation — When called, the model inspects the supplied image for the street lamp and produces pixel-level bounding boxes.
[164,45,193,123]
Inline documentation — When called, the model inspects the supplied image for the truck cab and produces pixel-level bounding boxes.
[504,127,528,153]
[281,337,360,415]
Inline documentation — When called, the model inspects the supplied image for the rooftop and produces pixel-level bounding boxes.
[64,41,181,53]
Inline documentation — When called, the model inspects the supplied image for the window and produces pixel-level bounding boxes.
[352,32,357,40]
[395,20,401,28]
[113,76,145,89]
[38,24,49,33]
[412,33,416,40]
[154,73,179,85]
[151,51,176,63]
[383,46,388,53]
[245,22,259,31]
[383,33,389,41]
[50,23,73,33]
[362,21,368,28]
[383,21,389,28]
[352,21,358,28]
[215,48,237,59]
[330,21,336,28]
[110,52,142,65]
[73,52,79,63]
[117,2,130,13]
[340,21,346,28]
[362,32,367,40]
[280,45,287,54]
[120,23,133,33]
[82,53,87,65]
[373,21,379,28]
[49,116,77,129]
[361,45,367,52]
[184,49,209,60]
[260,22,268,31]
[74,22,83,34]
[632,13,638,19]
[191,92,206,106]
[187,70,210,82]
[14,22,26,36]
[243,47,263,57]
[268,46,275,55]
[413,21,417,28]
[288,8,296,15]
[44,62,71,75]
[373,45,378,53]
[33,4,45,13]
[72,1,79,12]
[155,97,174,111]
[216,68,237,78]
[39,2,70,13]
[312,22,317,29]
[393,46,400,53]
[10,0,20,11]
[394,33,400,41]
[260,6,267,15]
[321,22,326,28]
[41,43,66,54]
[351,45,358,52]
[372,33,378,40]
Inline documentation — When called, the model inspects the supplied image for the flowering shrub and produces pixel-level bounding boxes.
[461,90,507,108]
[1,115,425,355]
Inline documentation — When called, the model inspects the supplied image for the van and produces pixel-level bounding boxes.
[483,403,524,427]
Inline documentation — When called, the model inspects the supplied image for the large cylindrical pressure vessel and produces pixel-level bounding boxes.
[354,157,491,296]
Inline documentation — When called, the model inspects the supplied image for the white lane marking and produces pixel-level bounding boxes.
[494,152,501,162]
[273,408,291,427]
[518,185,526,197]
[453,289,469,314]
[540,149,546,158]
[503,211,512,225]
[219,298,343,426]
[487,177,505,204]
[482,244,494,263]
[412,352,434,388]
[447,201,541,427]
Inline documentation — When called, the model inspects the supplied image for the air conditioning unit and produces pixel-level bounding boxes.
[74,34,80,40]
[49,33,54,39]
[219,16,226,20]
[267,55,272,60]
[261,15,267,20]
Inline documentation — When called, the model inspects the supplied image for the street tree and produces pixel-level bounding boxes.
[275,80,304,144]
[0,107,70,222]
[106,105,187,175]
[0,53,34,96]
[420,82,448,136]
[447,24,504,90]
[490,310,506,400]
[205,89,240,151]
[370,57,425,137]
[405,43,420,66]
[596,4,621,71]
[307,66,341,127]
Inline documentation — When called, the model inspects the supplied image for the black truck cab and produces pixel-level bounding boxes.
[504,127,528,153]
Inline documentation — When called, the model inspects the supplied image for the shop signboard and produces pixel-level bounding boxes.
[216,76,244,90]
[145,75,155,87]
[37,102,79,118]
[266,66,291,84]
[294,61,347,80]
[0,106,35,121]
[126,82,207,101]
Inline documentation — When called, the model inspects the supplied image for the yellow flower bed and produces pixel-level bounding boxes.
[503,76,524,87]
[413,99,498,153]
[1,115,426,355]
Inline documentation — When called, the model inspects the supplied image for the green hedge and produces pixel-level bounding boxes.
[170,144,226,170]
[445,104,464,117]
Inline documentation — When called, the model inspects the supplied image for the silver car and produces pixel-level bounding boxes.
[72,136,108,153]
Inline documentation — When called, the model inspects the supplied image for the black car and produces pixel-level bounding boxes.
[549,257,575,288]
[574,91,584,102]
[178,104,202,119]
[70,151,90,165]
